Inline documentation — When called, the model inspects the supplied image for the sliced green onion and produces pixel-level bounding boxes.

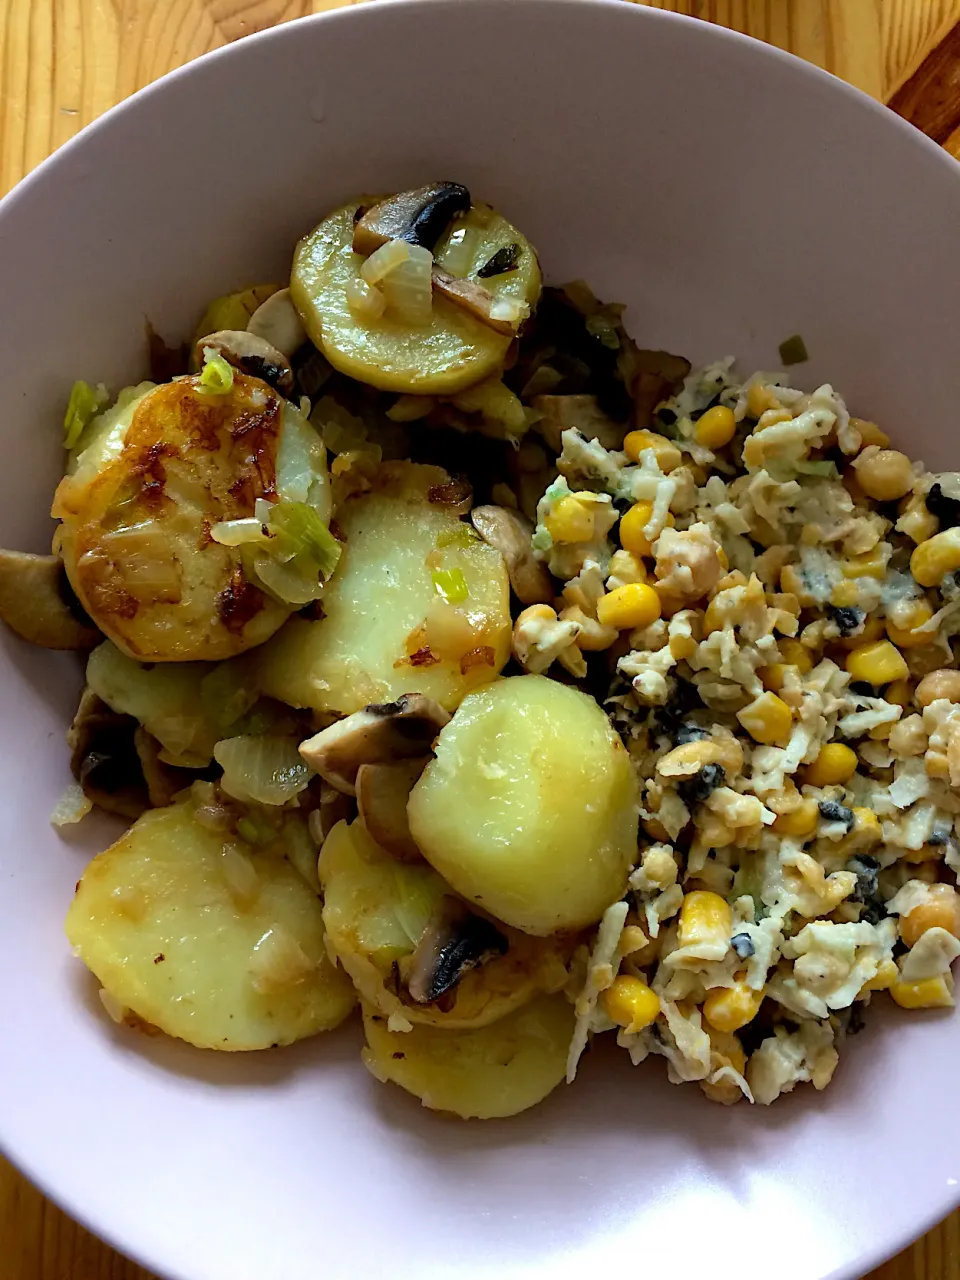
[197,347,235,395]
[63,380,107,449]
[585,313,620,351]
[437,524,479,549]
[431,567,468,604]
[268,501,341,579]
[779,334,809,366]
[795,459,838,477]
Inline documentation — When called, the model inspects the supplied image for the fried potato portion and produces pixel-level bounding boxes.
[256,462,511,714]
[361,993,574,1118]
[409,675,640,935]
[320,819,568,1029]
[290,201,540,396]
[65,799,356,1050]
[55,374,324,662]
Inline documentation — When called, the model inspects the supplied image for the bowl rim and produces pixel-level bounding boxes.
[1,2,959,1278]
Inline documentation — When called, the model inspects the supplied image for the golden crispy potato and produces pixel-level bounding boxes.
[319,819,568,1029]
[408,675,639,935]
[256,463,511,714]
[54,374,329,662]
[361,993,574,1118]
[290,201,540,396]
[65,799,356,1050]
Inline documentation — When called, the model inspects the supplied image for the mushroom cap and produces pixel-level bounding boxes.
[194,330,295,396]
[0,550,100,650]
[299,694,451,795]
[471,505,553,605]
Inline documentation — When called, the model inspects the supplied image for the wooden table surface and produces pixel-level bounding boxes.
[1,1,960,1276]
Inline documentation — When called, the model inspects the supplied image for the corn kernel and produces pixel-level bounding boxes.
[803,742,858,787]
[772,797,819,838]
[829,580,860,608]
[836,807,882,854]
[890,974,954,1010]
[834,614,886,651]
[779,639,813,672]
[703,981,764,1034]
[885,678,913,709]
[779,564,819,608]
[886,599,935,648]
[910,527,960,587]
[845,639,909,685]
[545,495,594,544]
[850,418,890,449]
[596,582,662,631]
[736,691,793,745]
[601,975,661,1032]
[900,884,960,948]
[679,891,732,948]
[842,546,888,580]
[618,501,674,559]
[623,430,682,473]
[746,383,777,419]
[694,405,736,450]
[898,494,938,545]
[859,958,898,995]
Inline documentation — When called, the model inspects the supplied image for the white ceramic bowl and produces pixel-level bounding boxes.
[2,4,959,1278]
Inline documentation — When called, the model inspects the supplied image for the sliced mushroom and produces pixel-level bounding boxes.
[299,694,451,795]
[247,288,308,360]
[431,266,527,336]
[531,394,626,454]
[68,688,149,820]
[356,757,428,862]
[0,550,100,650]
[352,183,471,256]
[193,330,294,396]
[404,896,509,1005]
[134,727,199,809]
[632,350,692,430]
[470,506,553,605]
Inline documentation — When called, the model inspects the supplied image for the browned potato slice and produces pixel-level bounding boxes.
[256,463,511,714]
[361,993,574,1118]
[66,799,356,1050]
[54,375,329,662]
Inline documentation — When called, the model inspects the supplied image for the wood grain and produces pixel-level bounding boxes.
[1,1,960,1278]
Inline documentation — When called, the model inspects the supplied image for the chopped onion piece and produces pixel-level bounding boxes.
[346,276,387,321]
[360,239,411,286]
[381,243,434,326]
[487,296,530,329]
[214,735,313,806]
[210,517,269,547]
[51,781,93,826]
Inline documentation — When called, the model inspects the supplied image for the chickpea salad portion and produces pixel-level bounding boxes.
[3,182,959,1116]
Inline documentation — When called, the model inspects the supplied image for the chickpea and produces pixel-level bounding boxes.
[900,884,960,948]
[915,668,960,708]
[853,449,914,502]
[887,714,927,758]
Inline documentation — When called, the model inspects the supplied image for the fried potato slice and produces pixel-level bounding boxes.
[65,799,356,1050]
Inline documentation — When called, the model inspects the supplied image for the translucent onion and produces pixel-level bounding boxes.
[380,243,434,326]
[487,296,530,329]
[346,277,387,322]
[360,239,412,286]
[214,734,313,806]
[276,401,330,516]
[210,517,269,548]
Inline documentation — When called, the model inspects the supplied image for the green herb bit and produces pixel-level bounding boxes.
[431,567,469,604]
[197,348,235,395]
[63,380,107,450]
[778,334,809,366]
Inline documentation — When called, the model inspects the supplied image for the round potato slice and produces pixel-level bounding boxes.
[290,201,541,396]
[319,819,568,1030]
[408,675,640,935]
[361,993,574,1119]
[55,375,329,663]
[256,462,511,714]
[65,800,357,1050]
